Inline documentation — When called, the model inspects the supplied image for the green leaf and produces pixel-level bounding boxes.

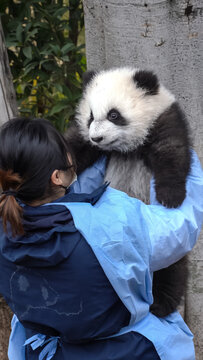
[25,29,38,43]
[16,24,23,43]
[23,46,32,59]
[33,21,49,30]
[49,44,61,55]
[61,43,75,55]
[48,101,69,116]
[40,47,54,56]
[23,62,39,76]
[29,0,44,4]
[5,39,19,48]
[54,84,63,93]
[19,107,33,114]
[62,86,73,99]
[61,55,70,62]
[24,57,33,66]
[53,7,68,18]
[41,61,57,72]
[24,22,32,33]
[16,84,25,95]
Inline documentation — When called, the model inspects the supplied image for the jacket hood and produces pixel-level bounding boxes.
[0,184,107,267]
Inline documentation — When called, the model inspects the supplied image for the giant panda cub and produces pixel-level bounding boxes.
[66,67,191,317]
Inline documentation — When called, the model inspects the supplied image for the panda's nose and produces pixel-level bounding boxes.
[91,136,103,143]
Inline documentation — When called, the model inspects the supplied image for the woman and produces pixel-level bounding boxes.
[0,117,203,360]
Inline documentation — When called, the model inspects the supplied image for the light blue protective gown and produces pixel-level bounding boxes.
[8,151,203,360]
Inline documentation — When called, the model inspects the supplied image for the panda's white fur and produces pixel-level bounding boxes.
[105,153,151,203]
[76,67,175,153]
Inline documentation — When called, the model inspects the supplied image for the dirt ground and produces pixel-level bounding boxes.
[0,297,12,360]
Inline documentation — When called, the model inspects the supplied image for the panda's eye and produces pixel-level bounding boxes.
[110,112,118,120]
[88,110,94,128]
[107,108,127,126]
[108,110,119,121]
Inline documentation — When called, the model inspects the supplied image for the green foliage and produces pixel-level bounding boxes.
[1,0,86,132]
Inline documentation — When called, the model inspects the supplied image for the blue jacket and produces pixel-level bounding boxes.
[1,152,203,360]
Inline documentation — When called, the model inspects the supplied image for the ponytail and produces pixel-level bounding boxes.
[0,169,24,236]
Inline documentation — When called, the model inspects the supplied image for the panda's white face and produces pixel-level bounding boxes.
[76,67,175,152]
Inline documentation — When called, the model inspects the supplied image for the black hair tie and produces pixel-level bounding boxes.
[2,190,17,197]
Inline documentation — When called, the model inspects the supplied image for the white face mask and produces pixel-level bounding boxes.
[69,173,77,187]
[60,172,77,192]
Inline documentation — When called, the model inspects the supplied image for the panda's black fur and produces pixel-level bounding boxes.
[65,68,191,317]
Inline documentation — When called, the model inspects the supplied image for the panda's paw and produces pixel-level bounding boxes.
[150,302,175,318]
[150,303,168,318]
[156,185,186,208]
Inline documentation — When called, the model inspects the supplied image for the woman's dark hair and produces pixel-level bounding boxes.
[0,117,75,236]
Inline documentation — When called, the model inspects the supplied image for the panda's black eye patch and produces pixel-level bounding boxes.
[107,108,127,126]
[88,110,94,128]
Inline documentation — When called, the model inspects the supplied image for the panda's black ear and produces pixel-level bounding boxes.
[82,71,96,90]
[133,70,159,95]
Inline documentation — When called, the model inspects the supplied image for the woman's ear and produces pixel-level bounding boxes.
[50,170,63,186]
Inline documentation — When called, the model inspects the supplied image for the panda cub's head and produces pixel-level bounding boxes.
[76,67,175,152]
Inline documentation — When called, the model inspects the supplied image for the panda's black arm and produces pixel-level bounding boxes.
[142,102,191,208]
[65,122,104,175]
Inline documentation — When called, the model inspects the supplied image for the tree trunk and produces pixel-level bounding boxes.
[83,0,203,358]
[0,19,17,360]
[0,20,17,125]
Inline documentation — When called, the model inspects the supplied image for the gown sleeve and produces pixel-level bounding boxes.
[148,150,203,271]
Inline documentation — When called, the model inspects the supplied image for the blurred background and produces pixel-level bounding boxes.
[0,0,85,132]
